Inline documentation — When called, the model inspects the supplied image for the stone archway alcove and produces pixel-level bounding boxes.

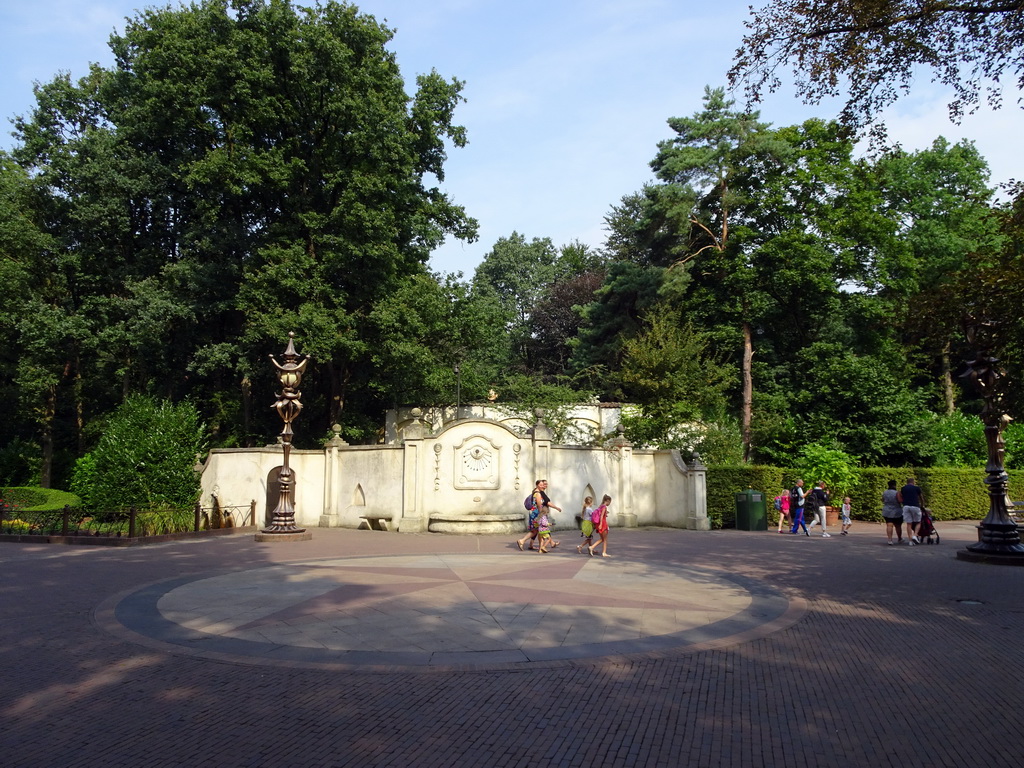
[264,466,297,527]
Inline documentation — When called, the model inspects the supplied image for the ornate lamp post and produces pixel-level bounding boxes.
[257,332,312,542]
[958,321,1024,563]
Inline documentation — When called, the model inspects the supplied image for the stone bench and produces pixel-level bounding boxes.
[358,514,393,531]
[428,513,526,535]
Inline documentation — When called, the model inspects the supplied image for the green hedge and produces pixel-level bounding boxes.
[1,487,82,512]
[708,467,1023,528]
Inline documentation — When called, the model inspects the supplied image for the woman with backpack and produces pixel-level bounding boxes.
[517,479,561,551]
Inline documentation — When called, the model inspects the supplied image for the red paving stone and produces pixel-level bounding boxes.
[2,521,1024,767]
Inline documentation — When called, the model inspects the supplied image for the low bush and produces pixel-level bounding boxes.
[70,395,205,513]
[1,487,81,512]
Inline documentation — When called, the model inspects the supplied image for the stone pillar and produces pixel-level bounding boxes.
[319,424,347,528]
[687,453,710,530]
[609,431,637,528]
[398,409,428,533]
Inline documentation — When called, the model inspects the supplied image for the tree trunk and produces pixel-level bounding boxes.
[328,361,349,428]
[74,355,85,456]
[241,375,252,446]
[741,320,754,463]
[940,342,955,416]
[40,384,57,488]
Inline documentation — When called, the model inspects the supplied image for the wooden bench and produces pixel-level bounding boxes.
[358,514,393,531]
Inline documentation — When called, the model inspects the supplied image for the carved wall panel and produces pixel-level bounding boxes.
[453,434,502,489]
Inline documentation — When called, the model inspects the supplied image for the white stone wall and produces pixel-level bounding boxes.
[199,416,708,532]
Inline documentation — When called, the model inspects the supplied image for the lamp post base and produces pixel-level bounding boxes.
[956,548,1024,566]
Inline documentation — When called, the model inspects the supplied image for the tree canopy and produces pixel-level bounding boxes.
[730,1,1024,137]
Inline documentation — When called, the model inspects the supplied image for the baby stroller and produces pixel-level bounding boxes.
[918,507,940,544]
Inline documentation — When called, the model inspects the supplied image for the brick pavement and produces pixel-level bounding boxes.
[2,520,1023,767]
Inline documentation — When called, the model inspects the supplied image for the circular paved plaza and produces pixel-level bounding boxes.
[101,553,800,669]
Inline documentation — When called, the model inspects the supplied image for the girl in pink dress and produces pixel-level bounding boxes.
[588,495,612,557]
[776,490,791,533]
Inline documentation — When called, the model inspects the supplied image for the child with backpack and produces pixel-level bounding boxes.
[577,496,595,554]
[537,506,559,553]
[774,489,790,533]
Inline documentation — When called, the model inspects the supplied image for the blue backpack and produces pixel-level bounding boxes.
[524,494,536,510]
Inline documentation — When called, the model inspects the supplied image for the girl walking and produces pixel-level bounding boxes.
[577,496,595,553]
[537,506,558,553]
[588,495,612,557]
[776,489,791,533]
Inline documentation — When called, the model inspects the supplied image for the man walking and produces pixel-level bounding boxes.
[806,480,831,537]
[899,477,924,546]
[789,479,809,535]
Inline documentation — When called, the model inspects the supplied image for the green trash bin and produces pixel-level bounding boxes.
[735,488,768,531]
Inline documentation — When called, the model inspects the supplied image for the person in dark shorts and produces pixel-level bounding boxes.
[881,479,904,545]
[806,480,831,538]
[898,477,924,546]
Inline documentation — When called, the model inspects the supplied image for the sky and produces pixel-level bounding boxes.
[3,0,1023,277]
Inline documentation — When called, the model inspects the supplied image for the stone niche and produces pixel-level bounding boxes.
[424,422,528,534]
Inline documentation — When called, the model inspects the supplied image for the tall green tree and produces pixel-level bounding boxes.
[471,232,559,367]
[473,234,606,378]
[365,272,507,414]
[569,260,670,389]
[870,138,1002,414]
[12,0,477,455]
[616,304,732,421]
[0,153,95,486]
[640,87,784,459]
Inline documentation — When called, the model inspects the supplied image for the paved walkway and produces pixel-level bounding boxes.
[3,520,1023,767]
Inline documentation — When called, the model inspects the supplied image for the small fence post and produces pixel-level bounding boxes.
[129,506,137,538]
[62,505,70,536]
[250,500,257,526]
[194,501,202,532]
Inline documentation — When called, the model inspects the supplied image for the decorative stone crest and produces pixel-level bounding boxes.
[454,435,501,489]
